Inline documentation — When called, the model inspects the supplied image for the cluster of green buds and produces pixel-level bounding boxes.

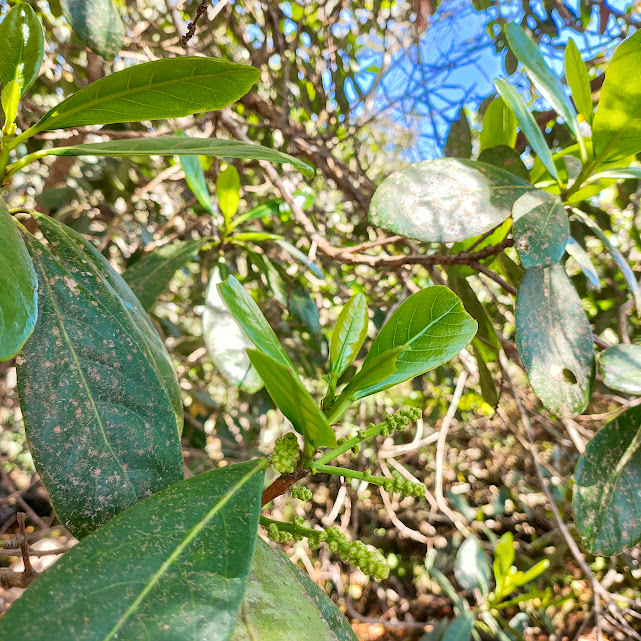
[380,472,426,497]
[379,407,423,437]
[267,522,303,543]
[291,486,312,501]
[271,433,300,474]
[308,526,389,580]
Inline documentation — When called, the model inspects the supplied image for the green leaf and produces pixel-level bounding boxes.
[445,108,472,159]
[62,0,125,60]
[587,167,641,182]
[231,540,358,641]
[203,266,263,393]
[565,38,593,126]
[34,57,260,132]
[276,239,324,279]
[358,287,477,397]
[493,532,515,594]
[231,197,284,227]
[230,232,283,243]
[565,237,600,289]
[123,240,202,310]
[0,459,267,639]
[592,30,641,162]
[573,209,641,313]
[599,344,641,395]
[505,23,581,139]
[454,535,491,596]
[473,344,499,407]
[218,274,296,372]
[179,151,214,214]
[512,191,569,268]
[330,294,369,380]
[0,200,37,361]
[218,165,241,223]
[33,137,312,176]
[478,145,529,180]
[510,560,550,588]
[0,2,44,97]
[369,158,534,243]
[515,264,595,417]
[480,96,517,151]
[574,404,641,554]
[1,80,20,134]
[442,614,474,641]
[495,77,559,181]
[17,220,184,538]
[288,286,322,337]
[246,350,336,448]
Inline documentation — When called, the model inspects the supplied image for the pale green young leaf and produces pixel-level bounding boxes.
[480,96,517,151]
[179,152,214,214]
[218,165,241,223]
[0,3,44,97]
[495,77,559,181]
[330,293,369,380]
[1,80,20,134]
[565,38,593,126]
[0,459,266,640]
[247,350,337,448]
[493,532,515,594]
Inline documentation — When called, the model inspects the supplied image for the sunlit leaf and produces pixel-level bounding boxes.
[565,38,593,126]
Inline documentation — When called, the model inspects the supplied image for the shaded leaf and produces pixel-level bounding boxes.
[592,30,641,162]
[218,274,296,371]
[123,240,202,310]
[512,191,569,268]
[36,137,312,176]
[203,266,263,393]
[455,535,491,595]
[369,158,534,243]
[330,294,369,380]
[574,405,641,554]
[0,459,266,639]
[495,77,559,181]
[478,145,529,180]
[18,221,184,538]
[0,200,38,361]
[247,350,336,448]
[480,96,517,151]
[442,613,475,641]
[62,0,125,60]
[358,287,477,396]
[35,57,260,132]
[599,344,641,395]
[505,23,580,139]
[231,540,357,641]
[0,3,44,97]
[516,264,595,417]
[473,344,499,407]
[289,286,322,337]
[565,39,593,126]
[445,108,472,159]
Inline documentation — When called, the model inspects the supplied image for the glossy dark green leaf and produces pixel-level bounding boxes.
[0,459,267,639]
[478,146,529,180]
[179,152,214,214]
[592,30,641,162]
[246,350,336,448]
[330,294,369,380]
[480,96,517,151]
[574,210,641,313]
[218,165,241,223]
[512,191,569,268]
[565,237,600,289]
[515,264,595,417]
[369,158,534,243]
[17,220,184,538]
[445,108,472,159]
[123,240,202,310]
[359,287,477,396]
[34,57,260,132]
[231,540,357,641]
[505,23,580,139]
[454,535,491,595]
[62,0,125,60]
[0,201,37,361]
[574,405,641,554]
[599,344,641,395]
[218,274,296,371]
[0,3,44,97]
[34,137,312,176]
[565,38,593,126]
[442,613,475,641]
[203,267,262,393]
[495,77,559,181]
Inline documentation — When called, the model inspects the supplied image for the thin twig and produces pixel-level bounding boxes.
[181,0,211,45]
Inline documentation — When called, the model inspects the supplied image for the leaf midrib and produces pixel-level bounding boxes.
[103,459,266,641]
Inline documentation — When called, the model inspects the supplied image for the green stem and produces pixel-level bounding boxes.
[312,463,388,487]
[7,124,40,152]
[5,148,53,178]
[259,515,315,538]
[315,420,386,465]
[300,440,315,469]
